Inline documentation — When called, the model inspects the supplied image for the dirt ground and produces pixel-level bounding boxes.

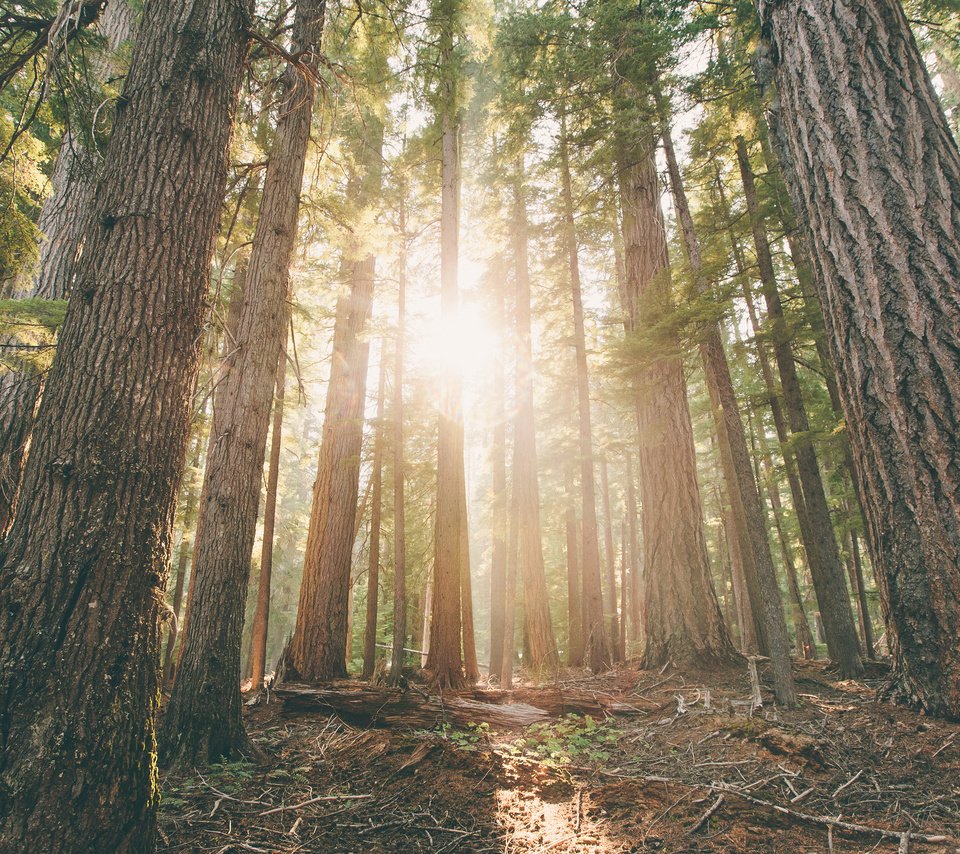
[157,660,960,853]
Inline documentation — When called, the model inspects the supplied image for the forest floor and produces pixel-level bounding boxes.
[157,660,960,853]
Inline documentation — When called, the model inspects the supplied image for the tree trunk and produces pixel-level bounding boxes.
[426,9,468,689]
[285,126,383,682]
[362,353,388,680]
[459,460,480,682]
[617,134,735,668]
[501,481,520,686]
[565,470,584,667]
[488,260,508,682]
[619,520,629,659]
[0,1,137,535]
[625,452,641,645]
[390,208,409,686]
[848,530,875,660]
[0,0,249,847]
[663,123,794,703]
[559,116,610,670]
[599,457,621,662]
[736,135,863,679]
[163,431,204,685]
[247,349,287,692]
[511,165,559,675]
[161,0,326,763]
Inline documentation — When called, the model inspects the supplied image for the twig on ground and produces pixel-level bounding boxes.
[259,793,371,817]
[689,794,724,833]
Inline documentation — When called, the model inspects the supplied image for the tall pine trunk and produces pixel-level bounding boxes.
[599,457,621,661]
[488,260,508,682]
[362,354,388,679]
[663,123,794,703]
[161,0,326,762]
[617,132,735,668]
[426,6,468,688]
[0,0,249,847]
[248,349,287,691]
[759,0,960,715]
[736,136,863,679]
[511,165,559,675]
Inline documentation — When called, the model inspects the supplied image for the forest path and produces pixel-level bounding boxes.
[157,662,960,852]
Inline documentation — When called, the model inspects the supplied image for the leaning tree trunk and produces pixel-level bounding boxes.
[248,349,287,692]
[617,132,736,669]
[736,135,863,679]
[559,116,610,671]
[0,0,137,535]
[663,122,795,704]
[0,0,249,848]
[161,0,326,764]
[759,0,960,715]
[511,166,559,675]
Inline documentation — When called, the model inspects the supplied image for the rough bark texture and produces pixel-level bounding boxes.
[286,123,382,682]
[161,0,325,763]
[0,1,137,535]
[760,0,960,714]
[0,0,249,848]
[663,124,794,704]
[511,168,559,675]
[737,136,863,679]
[426,9,467,689]
[560,118,610,671]
[617,135,736,669]
[248,351,287,692]
[363,356,387,680]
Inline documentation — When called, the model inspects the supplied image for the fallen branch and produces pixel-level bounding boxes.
[258,793,371,817]
[689,794,724,834]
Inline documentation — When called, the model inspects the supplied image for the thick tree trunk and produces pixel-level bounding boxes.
[599,457,621,662]
[663,124,794,704]
[759,0,960,712]
[617,136,736,669]
[161,0,325,763]
[0,0,249,848]
[362,354,388,679]
[559,117,610,670]
[390,215,409,686]
[426,11,468,689]
[488,261,508,682]
[0,2,137,535]
[248,350,287,692]
[511,167,559,675]
[736,136,863,679]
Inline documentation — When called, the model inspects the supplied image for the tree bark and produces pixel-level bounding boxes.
[426,6,468,689]
[0,0,249,847]
[511,165,559,675]
[362,352,388,679]
[161,0,326,763]
[390,207,409,686]
[0,1,137,535]
[617,135,736,668]
[248,349,287,692]
[736,135,863,679]
[599,457,622,662]
[663,123,794,703]
[500,480,520,686]
[625,452,641,645]
[565,469,584,667]
[285,124,383,683]
[488,259,508,682]
[559,116,610,670]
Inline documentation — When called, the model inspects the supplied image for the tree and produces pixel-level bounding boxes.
[0,0,250,846]
[759,0,960,716]
[161,0,326,763]
[248,348,287,691]
[362,352,387,680]
[617,124,737,668]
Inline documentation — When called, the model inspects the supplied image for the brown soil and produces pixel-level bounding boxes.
[157,660,960,852]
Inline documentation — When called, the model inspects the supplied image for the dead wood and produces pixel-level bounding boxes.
[273,683,645,728]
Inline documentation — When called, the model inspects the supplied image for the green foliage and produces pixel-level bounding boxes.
[505,715,619,766]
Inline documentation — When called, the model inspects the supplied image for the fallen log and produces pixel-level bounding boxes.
[273,683,647,729]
